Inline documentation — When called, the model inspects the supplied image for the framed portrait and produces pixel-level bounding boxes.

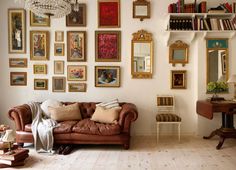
[171,70,187,89]
[95,31,121,62]
[67,65,87,81]
[67,31,86,62]
[55,31,64,42]
[54,43,65,56]
[98,0,120,28]
[52,77,66,92]
[68,83,86,92]
[10,72,27,86]
[95,66,120,87]
[169,40,189,66]
[33,64,47,74]
[66,4,86,26]
[54,60,64,74]
[30,31,50,60]
[133,0,150,21]
[8,9,26,54]
[30,11,50,27]
[34,79,48,90]
[9,58,27,68]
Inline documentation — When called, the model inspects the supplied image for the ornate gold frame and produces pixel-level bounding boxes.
[68,83,87,92]
[52,77,66,92]
[33,64,47,74]
[30,11,50,27]
[131,29,153,79]
[9,58,27,68]
[34,79,48,90]
[54,43,65,56]
[133,0,150,21]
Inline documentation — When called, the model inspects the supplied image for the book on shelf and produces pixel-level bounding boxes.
[0,154,28,166]
[0,148,29,161]
[198,1,207,13]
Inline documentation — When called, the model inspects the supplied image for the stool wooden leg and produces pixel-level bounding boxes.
[156,122,160,143]
[178,123,181,142]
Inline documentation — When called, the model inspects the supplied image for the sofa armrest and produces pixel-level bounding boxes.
[8,104,32,131]
[119,103,138,133]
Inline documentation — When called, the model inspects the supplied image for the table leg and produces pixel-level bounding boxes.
[216,137,225,150]
[203,129,218,139]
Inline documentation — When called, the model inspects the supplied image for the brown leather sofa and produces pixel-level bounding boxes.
[8,102,138,149]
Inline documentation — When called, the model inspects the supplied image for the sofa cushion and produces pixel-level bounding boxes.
[53,121,78,134]
[72,118,121,136]
[96,99,120,109]
[41,99,62,118]
[48,103,82,121]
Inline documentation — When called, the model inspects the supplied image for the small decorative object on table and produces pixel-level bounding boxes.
[1,130,15,155]
[207,82,228,101]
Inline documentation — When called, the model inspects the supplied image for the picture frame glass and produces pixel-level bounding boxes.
[30,11,50,26]
[67,65,86,81]
[173,49,186,60]
[135,5,148,16]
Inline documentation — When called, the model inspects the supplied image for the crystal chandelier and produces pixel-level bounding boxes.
[16,0,80,18]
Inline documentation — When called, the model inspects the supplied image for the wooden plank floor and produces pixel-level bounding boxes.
[12,136,236,170]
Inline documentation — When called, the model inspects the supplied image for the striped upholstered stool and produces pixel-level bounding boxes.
[156,95,181,142]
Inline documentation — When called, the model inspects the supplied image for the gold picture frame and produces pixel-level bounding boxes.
[33,64,47,74]
[54,60,64,75]
[30,11,50,27]
[169,40,189,67]
[55,31,64,42]
[30,30,50,60]
[34,79,48,90]
[67,65,87,81]
[133,0,151,21]
[52,77,66,92]
[9,58,27,68]
[10,72,27,86]
[8,9,26,54]
[171,70,187,89]
[54,43,65,56]
[68,83,86,92]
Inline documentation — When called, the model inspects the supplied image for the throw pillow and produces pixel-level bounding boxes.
[91,106,121,124]
[41,99,62,117]
[48,103,82,122]
[96,98,120,109]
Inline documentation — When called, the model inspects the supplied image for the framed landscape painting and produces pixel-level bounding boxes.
[54,43,65,56]
[67,65,87,81]
[9,58,27,68]
[34,79,48,90]
[52,77,66,92]
[66,4,86,26]
[171,70,187,89]
[95,31,121,62]
[8,9,26,54]
[30,31,49,60]
[95,66,120,87]
[68,83,86,92]
[33,64,47,74]
[10,72,27,86]
[67,31,86,62]
[30,11,50,27]
[98,0,120,28]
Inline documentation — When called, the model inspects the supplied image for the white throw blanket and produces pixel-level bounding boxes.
[28,102,57,154]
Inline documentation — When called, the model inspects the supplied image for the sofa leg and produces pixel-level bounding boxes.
[123,144,129,150]
[17,143,24,148]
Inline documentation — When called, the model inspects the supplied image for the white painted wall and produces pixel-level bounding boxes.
[0,0,236,136]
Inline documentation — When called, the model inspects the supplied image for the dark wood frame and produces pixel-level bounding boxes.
[171,70,187,89]
[133,0,150,21]
[66,4,86,27]
[52,77,66,92]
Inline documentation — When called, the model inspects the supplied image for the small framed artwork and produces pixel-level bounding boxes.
[169,40,189,67]
[9,58,27,68]
[95,31,121,62]
[171,70,187,89]
[33,64,47,74]
[98,0,120,28]
[30,31,50,60]
[66,4,86,26]
[221,51,226,75]
[67,31,86,62]
[8,9,26,54]
[52,77,66,92]
[30,11,50,27]
[133,0,150,21]
[68,83,86,92]
[67,65,87,81]
[54,60,64,74]
[55,31,64,42]
[95,66,120,87]
[34,79,48,90]
[10,72,27,86]
[54,43,65,56]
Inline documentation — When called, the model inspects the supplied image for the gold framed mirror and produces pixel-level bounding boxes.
[206,38,229,92]
[131,29,153,79]
[169,40,189,67]
[133,0,150,21]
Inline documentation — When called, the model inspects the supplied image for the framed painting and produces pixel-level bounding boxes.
[34,79,48,90]
[171,70,187,89]
[52,77,66,92]
[8,9,26,54]
[98,0,120,28]
[30,31,49,60]
[68,83,86,92]
[30,11,50,27]
[54,60,64,74]
[33,64,47,74]
[221,51,226,75]
[95,31,121,62]
[55,31,64,42]
[10,72,27,86]
[133,0,150,21]
[54,43,65,56]
[9,58,27,68]
[66,4,86,26]
[67,65,87,81]
[67,31,86,62]
[95,66,120,87]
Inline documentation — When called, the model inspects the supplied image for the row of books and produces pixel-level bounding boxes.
[168,17,236,31]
